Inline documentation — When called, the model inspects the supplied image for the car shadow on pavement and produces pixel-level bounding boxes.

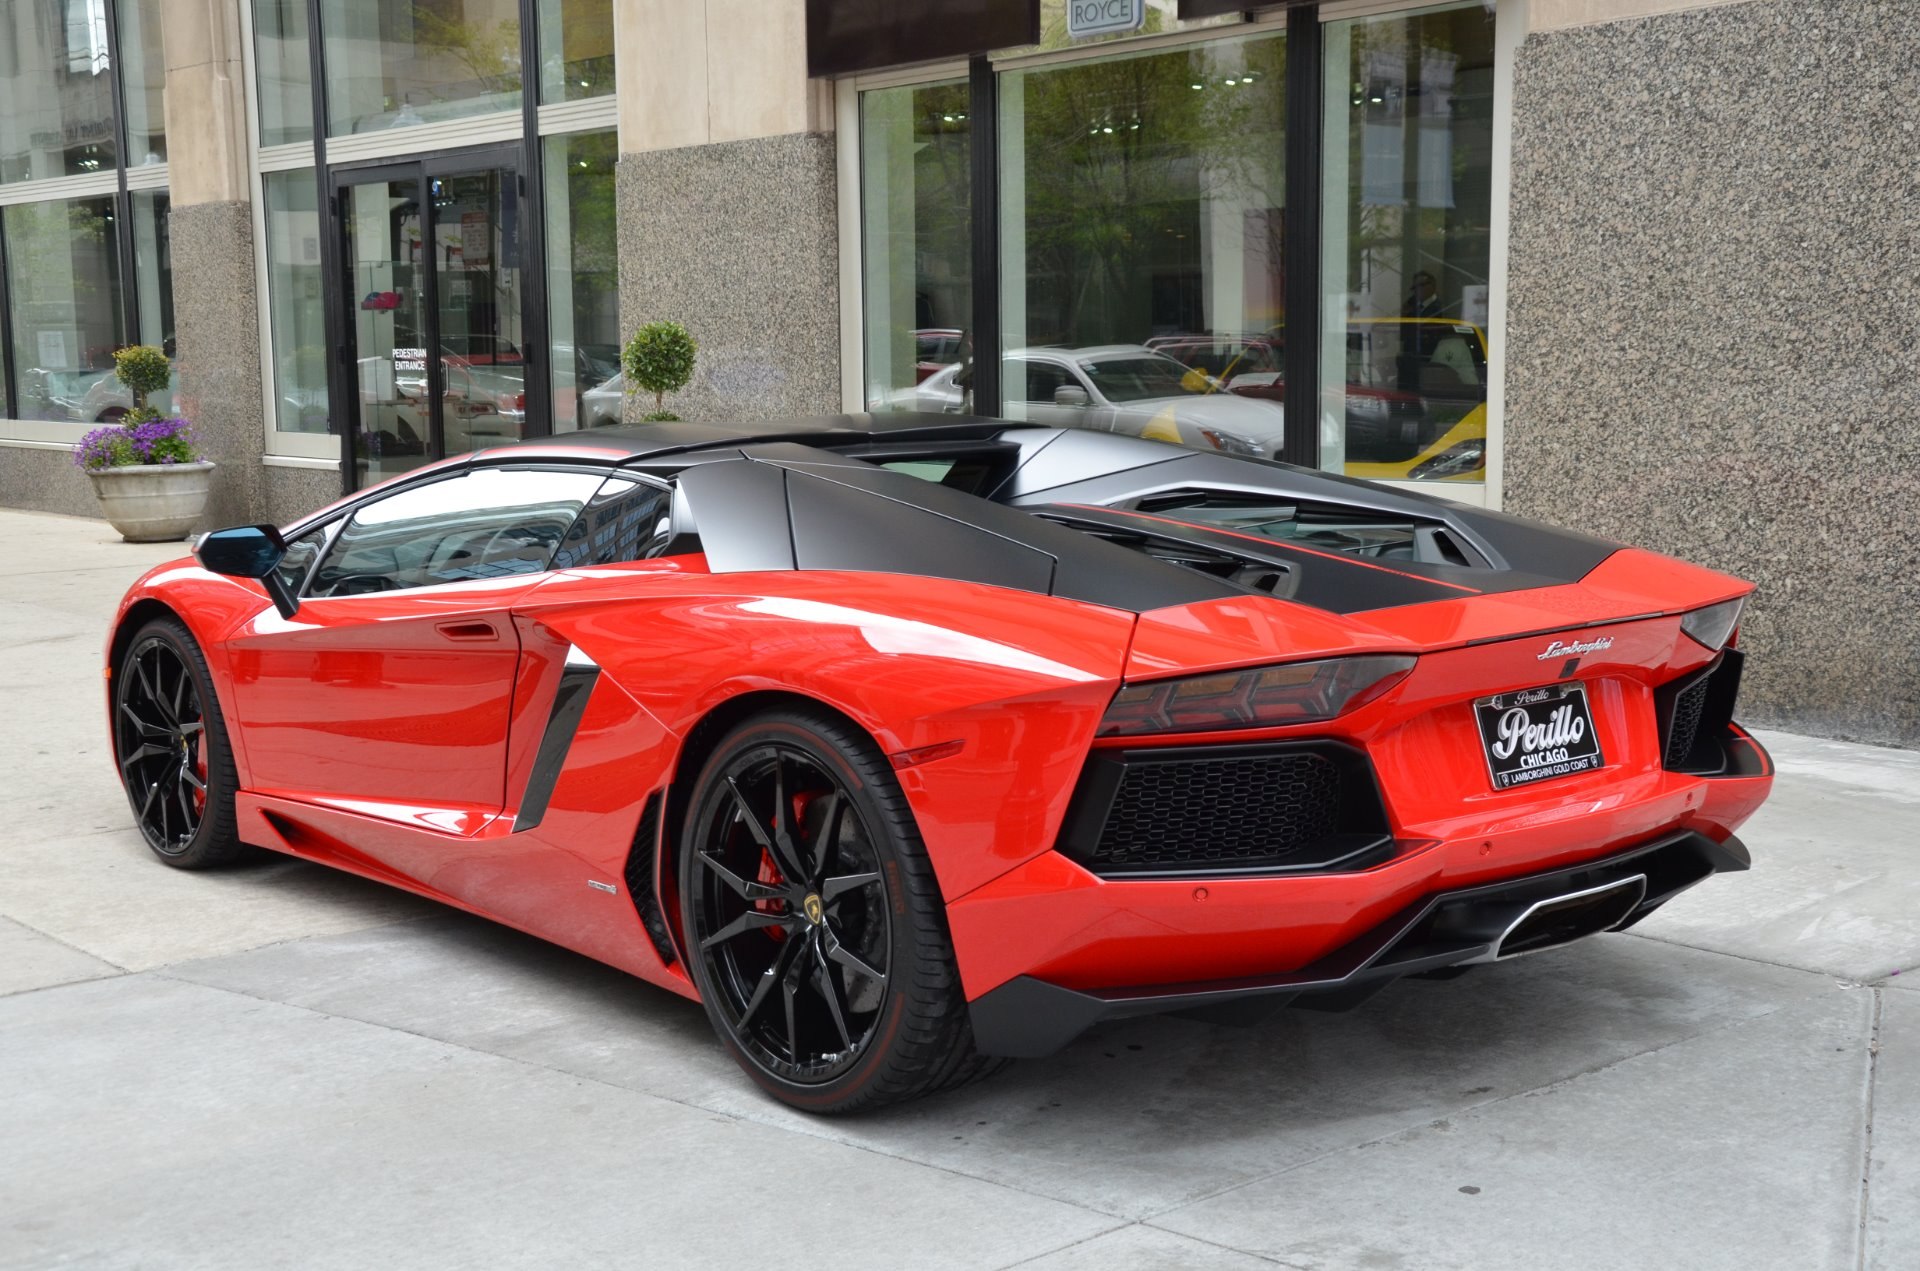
[153,861,1848,1220]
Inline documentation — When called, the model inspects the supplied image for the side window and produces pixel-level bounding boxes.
[549,476,675,569]
[1022,359,1069,403]
[308,467,606,596]
[275,528,327,595]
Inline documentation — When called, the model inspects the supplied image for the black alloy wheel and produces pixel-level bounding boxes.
[113,619,244,868]
[679,709,1001,1112]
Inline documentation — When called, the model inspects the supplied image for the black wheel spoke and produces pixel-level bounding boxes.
[766,756,811,884]
[119,703,167,740]
[181,767,206,794]
[699,909,789,950]
[782,970,801,1062]
[738,935,804,1031]
[825,933,887,988]
[807,791,843,886]
[822,871,880,902]
[154,775,172,841]
[695,849,782,902]
[814,951,855,1051]
[138,775,164,822]
[725,777,777,853]
[132,656,168,724]
[170,660,189,720]
[119,743,170,772]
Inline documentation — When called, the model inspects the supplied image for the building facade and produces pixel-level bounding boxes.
[0,0,1912,745]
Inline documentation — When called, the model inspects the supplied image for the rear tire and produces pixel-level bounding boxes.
[112,618,246,869]
[677,707,1002,1113]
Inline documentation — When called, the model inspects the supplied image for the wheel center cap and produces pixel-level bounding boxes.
[802,893,824,926]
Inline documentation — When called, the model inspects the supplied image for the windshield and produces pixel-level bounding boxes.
[1080,356,1202,403]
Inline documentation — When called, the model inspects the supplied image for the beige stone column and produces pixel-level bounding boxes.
[612,0,841,421]
[161,0,266,528]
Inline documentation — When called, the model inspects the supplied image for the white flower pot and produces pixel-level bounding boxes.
[86,461,216,543]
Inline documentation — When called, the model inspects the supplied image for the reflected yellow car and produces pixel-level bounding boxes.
[1346,402,1487,483]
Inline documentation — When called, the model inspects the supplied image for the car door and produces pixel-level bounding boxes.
[1012,356,1089,428]
[222,465,609,828]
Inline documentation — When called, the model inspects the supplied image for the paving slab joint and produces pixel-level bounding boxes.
[1857,986,1883,1271]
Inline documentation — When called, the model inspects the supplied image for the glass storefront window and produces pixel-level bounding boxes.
[116,0,166,165]
[320,0,522,135]
[131,191,172,350]
[263,169,331,434]
[4,195,125,423]
[859,80,971,414]
[129,190,177,416]
[538,0,614,104]
[253,0,315,146]
[995,32,1288,460]
[543,129,620,430]
[0,1,118,182]
[1320,2,1494,485]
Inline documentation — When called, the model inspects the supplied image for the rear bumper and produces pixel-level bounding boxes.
[968,828,1749,1058]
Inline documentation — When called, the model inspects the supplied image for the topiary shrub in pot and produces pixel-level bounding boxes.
[74,415,215,542]
[622,320,697,422]
[113,344,173,425]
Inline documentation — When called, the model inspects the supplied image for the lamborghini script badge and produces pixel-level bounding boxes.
[1537,635,1613,661]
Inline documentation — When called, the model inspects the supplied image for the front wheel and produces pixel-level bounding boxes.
[678,708,1000,1113]
[112,618,246,869]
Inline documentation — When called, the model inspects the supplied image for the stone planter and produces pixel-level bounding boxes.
[85,461,216,542]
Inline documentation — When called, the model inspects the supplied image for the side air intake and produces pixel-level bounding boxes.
[622,793,678,965]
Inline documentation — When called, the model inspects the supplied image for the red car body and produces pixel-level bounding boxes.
[106,415,1771,1095]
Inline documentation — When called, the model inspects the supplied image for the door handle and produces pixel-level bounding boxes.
[435,620,499,642]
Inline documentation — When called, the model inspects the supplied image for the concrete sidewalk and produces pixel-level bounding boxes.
[1,506,1914,1270]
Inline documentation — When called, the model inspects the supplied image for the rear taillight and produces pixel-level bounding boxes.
[1680,597,1745,651]
[1097,655,1415,737]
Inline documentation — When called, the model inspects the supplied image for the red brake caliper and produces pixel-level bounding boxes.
[753,790,816,942]
[191,731,209,813]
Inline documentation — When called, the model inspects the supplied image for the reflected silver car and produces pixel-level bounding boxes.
[898,346,1285,457]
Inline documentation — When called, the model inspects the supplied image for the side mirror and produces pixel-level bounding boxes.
[195,524,299,619]
[1053,385,1090,408]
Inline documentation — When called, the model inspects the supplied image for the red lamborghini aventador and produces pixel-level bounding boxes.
[106,415,1772,1112]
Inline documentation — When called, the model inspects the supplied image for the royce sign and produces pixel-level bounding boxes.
[1069,0,1144,38]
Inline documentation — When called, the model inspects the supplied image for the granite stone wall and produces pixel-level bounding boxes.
[0,447,101,518]
[263,464,342,525]
[1507,0,1920,746]
[165,200,266,532]
[615,133,840,423]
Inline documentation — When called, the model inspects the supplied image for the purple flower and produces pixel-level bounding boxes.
[73,417,199,471]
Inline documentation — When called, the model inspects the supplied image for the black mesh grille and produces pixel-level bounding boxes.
[1092,752,1341,870]
[1665,676,1710,769]
[622,793,677,965]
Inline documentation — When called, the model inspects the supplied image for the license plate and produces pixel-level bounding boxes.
[1473,682,1604,791]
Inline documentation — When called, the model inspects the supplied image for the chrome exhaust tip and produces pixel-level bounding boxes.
[1486,874,1648,961]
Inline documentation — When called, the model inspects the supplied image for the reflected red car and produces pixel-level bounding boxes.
[105,415,1771,1112]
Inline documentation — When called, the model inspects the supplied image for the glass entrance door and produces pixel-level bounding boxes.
[333,150,527,488]
[339,172,429,484]
[432,168,527,458]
